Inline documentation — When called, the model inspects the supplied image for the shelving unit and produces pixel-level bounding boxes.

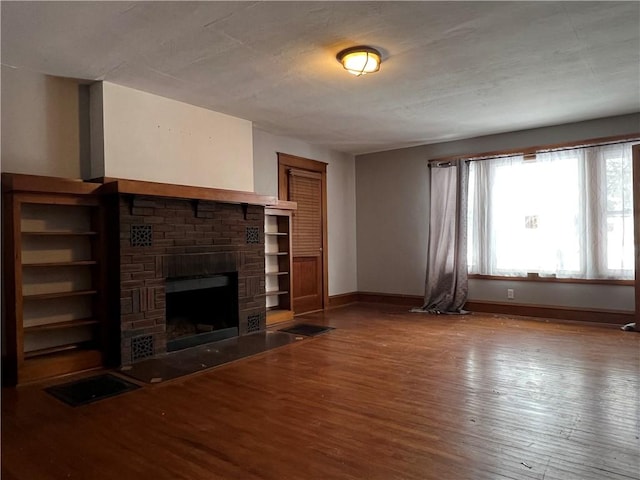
[264,203,295,325]
[2,174,108,385]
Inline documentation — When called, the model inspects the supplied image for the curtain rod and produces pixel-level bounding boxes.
[428,137,640,165]
[465,138,640,163]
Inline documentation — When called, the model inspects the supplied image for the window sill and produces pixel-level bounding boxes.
[468,274,633,286]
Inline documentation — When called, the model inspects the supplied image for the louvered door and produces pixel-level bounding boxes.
[278,153,327,314]
[288,169,323,312]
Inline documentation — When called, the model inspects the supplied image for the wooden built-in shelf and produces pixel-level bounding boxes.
[265,206,295,325]
[3,175,108,384]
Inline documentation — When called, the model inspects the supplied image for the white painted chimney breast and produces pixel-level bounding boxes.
[91,82,254,191]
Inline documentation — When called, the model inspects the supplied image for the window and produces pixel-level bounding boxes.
[467,142,635,280]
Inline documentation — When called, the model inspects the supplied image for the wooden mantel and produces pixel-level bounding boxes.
[2,174,297,209]
[96,177,278,206]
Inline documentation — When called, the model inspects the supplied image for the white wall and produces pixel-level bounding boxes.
[1,66,83,178]
[1,72,254,193]
[356,114,640,311]
[253,127,357,296]
[93,82,254,192]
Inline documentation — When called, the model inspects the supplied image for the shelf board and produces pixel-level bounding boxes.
[265,232,288,236]
[265,252,289,256]
[22,230,97,236]
[265,200,297,211]
[23,260,97,267]
[265,290,289,296]
[20,348,103,383]
[2,172,103,195]
[24,318,100,333]
[266,271,289,276]
[266,309,294,325]
[23,289,98,301]
[23,341,95,359]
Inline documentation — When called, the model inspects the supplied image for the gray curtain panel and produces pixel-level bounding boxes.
[420,160,469,313]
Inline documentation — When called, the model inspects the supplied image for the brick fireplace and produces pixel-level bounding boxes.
[117,194,266,364]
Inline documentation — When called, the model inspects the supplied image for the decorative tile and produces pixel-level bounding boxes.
[246,226,260,244]
[131,225,153,247]
[247,314,261,333]
[132,335,154,361]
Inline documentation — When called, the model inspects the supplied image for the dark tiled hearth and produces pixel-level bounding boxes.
[120,331,302,383]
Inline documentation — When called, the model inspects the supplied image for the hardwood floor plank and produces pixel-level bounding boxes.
[3,304,639,479]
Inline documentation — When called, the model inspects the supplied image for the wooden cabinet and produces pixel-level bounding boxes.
[2,174,108,385]
[264,204,295,324]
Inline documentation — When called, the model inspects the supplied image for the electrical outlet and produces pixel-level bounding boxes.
[507,288,515,300]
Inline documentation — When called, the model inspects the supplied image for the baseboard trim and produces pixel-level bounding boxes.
[326,294,634,325]
[356,292,423,307]
[328,292,423,308]
[464,300,634,325]
[327,292,359,309]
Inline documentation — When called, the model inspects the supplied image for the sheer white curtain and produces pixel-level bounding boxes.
[467,143,634,280]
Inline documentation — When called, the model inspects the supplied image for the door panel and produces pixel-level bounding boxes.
[292,256,322,312]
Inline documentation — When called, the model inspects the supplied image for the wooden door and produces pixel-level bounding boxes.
[278,153,328,314]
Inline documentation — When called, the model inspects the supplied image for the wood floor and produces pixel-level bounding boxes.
[2,304,639,480]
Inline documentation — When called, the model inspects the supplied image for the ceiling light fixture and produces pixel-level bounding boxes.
[336,46,381,76]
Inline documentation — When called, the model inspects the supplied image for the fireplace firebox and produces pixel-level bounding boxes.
[165,273,239,352]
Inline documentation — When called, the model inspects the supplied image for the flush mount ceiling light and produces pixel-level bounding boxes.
[336,46,381,76]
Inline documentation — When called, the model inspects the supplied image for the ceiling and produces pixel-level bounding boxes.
[2,1,639,155]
